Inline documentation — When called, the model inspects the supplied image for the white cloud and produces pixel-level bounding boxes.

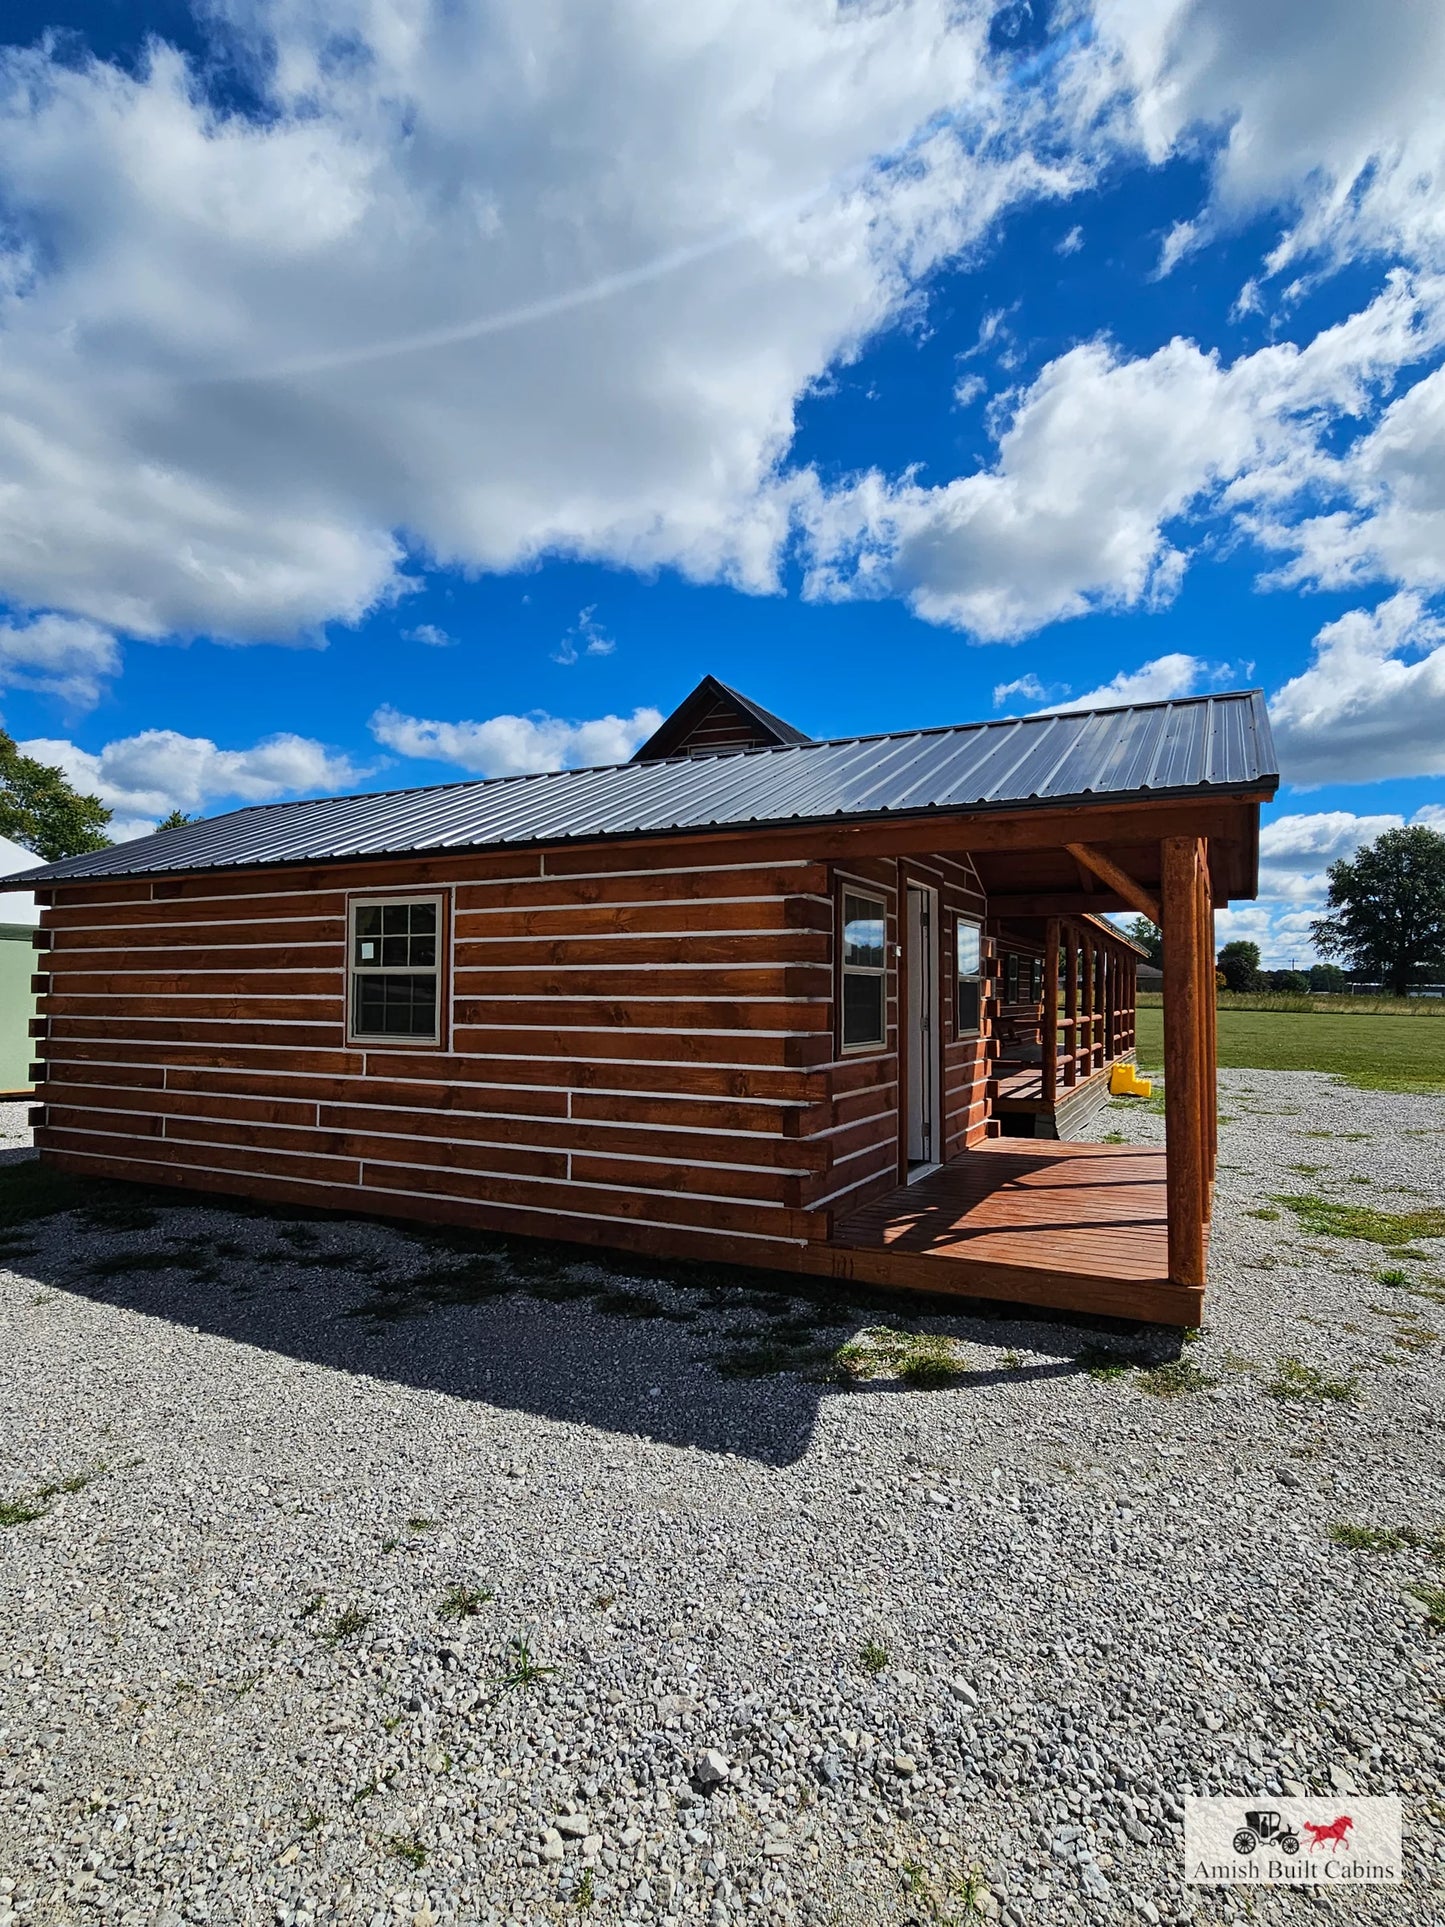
[0,1,1093,645]
[802,271,1445,639]
[1257,809,1407,902]
[405,624,455,649]
[952,373,987,409]
[1048,652,1225,712]
[1056,224,1083,256]
[19,729,363,819]
[1268,593,1445,786]
[553,607,615,666]
[1213,802,1445,964]
[369,704,664,778]
[1095,0,1445,272]
[1253,362,1445,597]
[992,672,1059,709]
[0,614,119,709]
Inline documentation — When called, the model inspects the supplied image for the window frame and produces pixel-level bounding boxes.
[954,914,984,1039]
[836,881,889,1056]
[1004,952,1020,1004]
[345,890,448,1050]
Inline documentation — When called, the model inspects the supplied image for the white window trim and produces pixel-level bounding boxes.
[347,892,445,1048]
[955,914,984,1039]
[839,885,888,1054]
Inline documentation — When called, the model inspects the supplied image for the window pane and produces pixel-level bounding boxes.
[381,934,410,966]
[408,903,437,935]
[381,903,410,934]
[1005,954,1019,1002]
[353,973,437,1038]
[410,934,436,967]
[956,919,981,979]
[957,978,981,1036]
[354,906,382,938]
[842,971,884,1048]
[842,894,885,970]
[355,935,380,965]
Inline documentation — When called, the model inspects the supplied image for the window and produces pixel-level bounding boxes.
[1004,953,1020,1004]
[840,889,887,1050]
[956,917,983,1036]
[1030,955,1045,1003]
[349,896,443,1044]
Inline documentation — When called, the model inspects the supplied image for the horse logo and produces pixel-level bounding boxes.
[1302,1815,1354,1853]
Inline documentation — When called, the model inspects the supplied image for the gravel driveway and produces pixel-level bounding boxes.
[1,1073,1442,1927]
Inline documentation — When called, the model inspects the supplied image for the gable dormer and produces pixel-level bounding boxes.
[631,675,811,761]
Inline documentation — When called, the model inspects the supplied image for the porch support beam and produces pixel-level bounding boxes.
[1162,836,1208,1291]
[1043,918,1059,1111]
[1064,842,1162,927]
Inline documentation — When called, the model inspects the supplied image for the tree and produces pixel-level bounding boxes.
[1125,916,1162,968]
[1268,969,1310,995]
[158,809,197,829]
[1308,962,1346,993]
[1216,939,1263,994]
[0,731,111,860]
[1311,825,1445,996]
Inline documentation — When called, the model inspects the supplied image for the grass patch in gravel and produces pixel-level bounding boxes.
[386,1835,427,1871]
[1328,1521,1445,1556]
[0,1460,104,1526]
[1076,1342,1150,1380]
[440,1582,494,1619]
[1406,1583,1445,1629]
[326,1604,373,1644]
[496,1631,556,1690]
[1266,1356,1359,1404]
[1271,1192,1445,1249]
[1135,1359,1218,1398]
[831,1326,968,1387]
[858,1640,889,1675]
[0,1494,46,1526]
[713,1333,819,1379]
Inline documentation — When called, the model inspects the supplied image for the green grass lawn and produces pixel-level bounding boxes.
[1135,1007,1445,1095]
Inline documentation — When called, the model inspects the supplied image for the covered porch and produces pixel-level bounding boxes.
[810,811,1231,1326]
[989,912,1144,1137]
[823,1138,1194,1326]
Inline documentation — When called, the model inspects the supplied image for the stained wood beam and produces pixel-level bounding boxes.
[1162,837,1207,1291]
[1064,842,1161,927]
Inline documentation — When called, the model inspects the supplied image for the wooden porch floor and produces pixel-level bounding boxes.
[816,1140,1200,1326]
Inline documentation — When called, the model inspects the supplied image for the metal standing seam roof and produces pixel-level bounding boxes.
[2,689,1278,887]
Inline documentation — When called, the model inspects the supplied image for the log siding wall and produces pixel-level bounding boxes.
[29,835,998,1263]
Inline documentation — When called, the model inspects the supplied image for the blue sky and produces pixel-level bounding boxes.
[1,1,1444,962]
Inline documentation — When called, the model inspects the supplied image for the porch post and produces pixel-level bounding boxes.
[1063,923,1078,1088]
[1199,845,1217,1205]
[1162,837,1206,1290]
[1043,918,1058,1110]
[1102,944,1112,1060]
[1081,929,1095,1078]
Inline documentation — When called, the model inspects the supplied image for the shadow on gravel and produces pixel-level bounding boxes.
[0,1160,1183,1467]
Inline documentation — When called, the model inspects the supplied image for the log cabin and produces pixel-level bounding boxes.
[7,678,1278,1327]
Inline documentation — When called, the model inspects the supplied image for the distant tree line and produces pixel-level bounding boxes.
[1124,825,1445,997]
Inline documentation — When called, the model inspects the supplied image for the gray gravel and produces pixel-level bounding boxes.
[1,1070,1442,1926]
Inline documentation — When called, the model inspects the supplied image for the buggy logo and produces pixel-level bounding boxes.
[1184,1796,1401,1885]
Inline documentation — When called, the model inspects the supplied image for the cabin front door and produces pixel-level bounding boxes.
[905,883,940,1172]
